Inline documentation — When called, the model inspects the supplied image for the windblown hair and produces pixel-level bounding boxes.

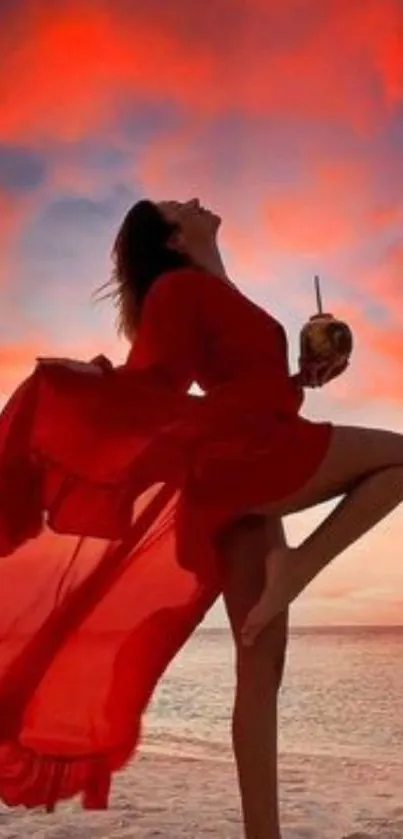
[94,200,193,341]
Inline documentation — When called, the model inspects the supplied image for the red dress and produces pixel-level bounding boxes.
[0,268,332,811]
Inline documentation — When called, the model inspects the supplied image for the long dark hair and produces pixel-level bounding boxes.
[94,199,194,340]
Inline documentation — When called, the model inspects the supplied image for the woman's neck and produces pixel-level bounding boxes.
[193,243,237,289]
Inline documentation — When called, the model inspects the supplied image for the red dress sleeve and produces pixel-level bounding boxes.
[126,269,203,391]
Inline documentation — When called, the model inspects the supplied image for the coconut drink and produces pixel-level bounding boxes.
[299,276,353,370]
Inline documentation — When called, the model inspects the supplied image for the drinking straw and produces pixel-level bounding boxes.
[314,275,323,314]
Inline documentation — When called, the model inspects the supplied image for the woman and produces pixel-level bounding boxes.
[0,194,378,832]
[106,197,304,839]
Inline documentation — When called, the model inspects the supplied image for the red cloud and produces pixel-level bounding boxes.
[1,0,402,413]
[0,0,401,144]
[371,0,403,106]
[0,1,215,143]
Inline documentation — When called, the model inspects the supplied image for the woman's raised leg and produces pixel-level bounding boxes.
[242,424,403,647]
[218,514,288,839]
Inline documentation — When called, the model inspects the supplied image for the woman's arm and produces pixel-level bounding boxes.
[126,270,202,391]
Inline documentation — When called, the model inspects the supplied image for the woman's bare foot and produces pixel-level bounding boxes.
[241,546,299,647]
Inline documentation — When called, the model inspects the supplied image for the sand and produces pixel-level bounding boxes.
[0,742,402,838]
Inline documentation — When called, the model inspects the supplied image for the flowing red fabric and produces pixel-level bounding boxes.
[0,268,332,811]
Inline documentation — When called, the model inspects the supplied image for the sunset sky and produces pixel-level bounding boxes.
[1,0,403,626]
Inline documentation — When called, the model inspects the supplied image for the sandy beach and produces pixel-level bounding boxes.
[1,627,403,838]
[0,744,402,839]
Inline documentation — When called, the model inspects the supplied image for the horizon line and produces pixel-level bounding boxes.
[199,624,403,632]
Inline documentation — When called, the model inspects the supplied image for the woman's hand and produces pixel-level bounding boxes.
[295,356,349,389]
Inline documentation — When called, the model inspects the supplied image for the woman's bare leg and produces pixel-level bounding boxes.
[242,424,403,646]
[218,515,288,839]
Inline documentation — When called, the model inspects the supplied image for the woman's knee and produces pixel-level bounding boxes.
[253,425,403,519]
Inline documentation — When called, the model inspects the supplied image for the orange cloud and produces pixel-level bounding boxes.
[0,341,42,397]
[367,241,403,315]
[263,188,354,256]
[0,337,125,403]
[261,158,399,255]
[326,300,403,403]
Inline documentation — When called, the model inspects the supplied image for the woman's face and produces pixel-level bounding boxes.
[157,198,221,255]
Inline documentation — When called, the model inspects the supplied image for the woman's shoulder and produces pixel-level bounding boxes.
[143,267,201,308]
[151,266,216,293]
[146,266,234,312]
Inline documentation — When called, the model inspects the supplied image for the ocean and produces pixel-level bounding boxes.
[147,625,403,763]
